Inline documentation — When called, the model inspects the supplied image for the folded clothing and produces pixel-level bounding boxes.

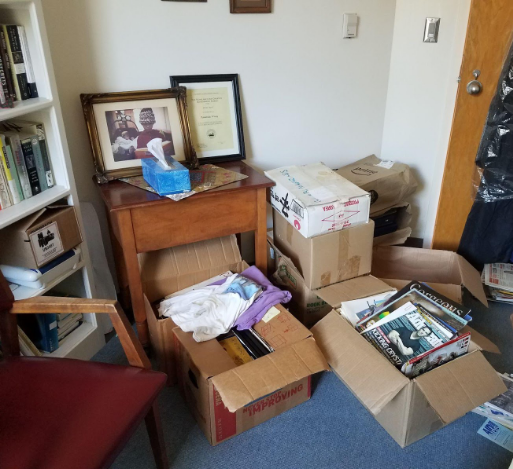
[211,265,292,330]
[158,273,261,342]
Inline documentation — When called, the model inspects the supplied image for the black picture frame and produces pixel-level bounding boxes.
[170,74,246,164]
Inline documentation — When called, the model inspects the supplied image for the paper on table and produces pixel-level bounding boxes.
[120,164,248,201]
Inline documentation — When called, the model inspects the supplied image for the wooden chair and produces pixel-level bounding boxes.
[0,272,169,469]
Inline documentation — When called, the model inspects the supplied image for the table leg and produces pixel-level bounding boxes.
[255,187,268,274]
[114,210,150,348]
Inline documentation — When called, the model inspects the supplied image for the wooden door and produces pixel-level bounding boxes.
[432,0,513,251]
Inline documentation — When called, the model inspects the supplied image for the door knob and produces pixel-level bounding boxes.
[467,69,483,95]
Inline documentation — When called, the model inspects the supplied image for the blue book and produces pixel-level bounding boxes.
[18,313,59,353]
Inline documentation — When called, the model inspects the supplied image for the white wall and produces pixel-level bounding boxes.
[381,0,471,244]
[40,0,396,274]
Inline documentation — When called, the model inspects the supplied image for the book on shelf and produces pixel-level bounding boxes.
[0,139,21,204]
[8,120,54,189]
[17,325,42,357]
[17,312,59,353]
[19,135,41,195]
[0,28,15,104]
[0,154,12,208]
[3,25,30,101]
[1,132,32,199]
[17,26,37,99]
[0,51,13,108]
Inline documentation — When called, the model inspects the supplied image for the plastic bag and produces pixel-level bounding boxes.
[473,40,513,202]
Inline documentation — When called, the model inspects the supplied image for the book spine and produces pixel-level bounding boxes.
[0,156,12,208]
[17,26,37,98]
[0,53,12,108]
[35,314,59,353]
[4,142,23,202]
[4,25,30,101]
[8,135,32,198]
[30,135,48,191]
[35,124,53,187]
[0,29,15,101]
[0,141,21,203]
[20,137,41,195]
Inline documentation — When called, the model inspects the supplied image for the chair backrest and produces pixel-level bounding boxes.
[0,271,19,358]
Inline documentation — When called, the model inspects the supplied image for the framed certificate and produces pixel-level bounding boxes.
[170,74,246,164]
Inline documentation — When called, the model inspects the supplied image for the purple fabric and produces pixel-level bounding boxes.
[211,266,291,330]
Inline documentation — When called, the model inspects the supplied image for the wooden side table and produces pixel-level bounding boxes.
[97,161,274,348]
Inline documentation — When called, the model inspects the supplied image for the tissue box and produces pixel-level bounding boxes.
[141,157,191,196]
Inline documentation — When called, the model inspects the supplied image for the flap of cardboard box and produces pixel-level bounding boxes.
[461,326,501,354]
[139,235,244,302]
[414,351,506,424]
[211,337,329,412]
[372,247,488,306]
[312,310,409,414]
[173,327,238,380]
[253,304,312,350]
[315,275,394,308]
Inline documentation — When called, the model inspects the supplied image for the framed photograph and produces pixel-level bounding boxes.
[81,88,198,183]
[230,0,271,13]
[169,74,246,164]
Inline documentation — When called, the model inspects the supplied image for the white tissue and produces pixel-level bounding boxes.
[147,138,171,169]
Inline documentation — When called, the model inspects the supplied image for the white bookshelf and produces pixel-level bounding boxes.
[0,0,105,360]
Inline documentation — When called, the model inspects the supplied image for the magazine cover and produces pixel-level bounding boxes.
[401,332,471,378]
[339,291,395,326]
[381,280,472,320]
[362,309,448,369]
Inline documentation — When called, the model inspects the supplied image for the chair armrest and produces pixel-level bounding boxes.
[10,297,151,369]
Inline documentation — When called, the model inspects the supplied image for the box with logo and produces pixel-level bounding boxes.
[273,209,374,290]
[265,163,371,238]
[173,303,328,445]
[268,237,331,328]
[0,205,82,269]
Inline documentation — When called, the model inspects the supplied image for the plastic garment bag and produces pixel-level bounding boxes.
[459,41,513,268]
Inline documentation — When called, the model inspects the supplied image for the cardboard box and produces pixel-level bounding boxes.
[371,246,488,306]
[174,303,329,445]
[273,209,374,290]
[140,235,246,384]
[0,206,82,269]
[312,310,506,447]
[269,239,332,328]
[336,155,417,214]
[266,163,370,238]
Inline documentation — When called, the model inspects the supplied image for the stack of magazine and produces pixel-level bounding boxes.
[473,373,513,429]
[482,263,513,304]
[352,281,473,377]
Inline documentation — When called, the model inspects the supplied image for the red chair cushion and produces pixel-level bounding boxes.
[0,357,167,469]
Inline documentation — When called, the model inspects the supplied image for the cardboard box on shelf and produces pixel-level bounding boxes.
[312,310,506,447]
[269,238,331,328]
[273,209,374,290]
[371,246,488,306]
[336,155,417,214]
[140,235,246,384]
[266,163,370,238]
[174,303,328,445]
[0,205,82,269]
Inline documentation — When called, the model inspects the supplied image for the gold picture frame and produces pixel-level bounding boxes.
[81,88,198,183]
[230,0,271,13]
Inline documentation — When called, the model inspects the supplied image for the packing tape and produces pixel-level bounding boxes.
[320,256,361,287]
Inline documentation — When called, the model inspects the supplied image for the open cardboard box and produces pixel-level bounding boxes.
[174,303,328,445]
[140,235,246,384]
[312,248,506,447]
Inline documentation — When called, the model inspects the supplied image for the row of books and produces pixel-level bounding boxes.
[17,311,84,355]
[0,24,38,108]
[342,281,473,378]
[0,119,54,209]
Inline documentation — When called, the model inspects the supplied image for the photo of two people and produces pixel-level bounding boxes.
[106,107,175,162]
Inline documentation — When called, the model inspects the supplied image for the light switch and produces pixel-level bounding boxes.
[424,17,440,43]
[343,13,358,39]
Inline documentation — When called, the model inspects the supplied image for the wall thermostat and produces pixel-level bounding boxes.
[424,17,440,43]
[343,13,358,39]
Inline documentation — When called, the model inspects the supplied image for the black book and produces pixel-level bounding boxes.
[0,29,15,102]
[4,25,30,101]
[20,136,41,195]
[0,54,12,108]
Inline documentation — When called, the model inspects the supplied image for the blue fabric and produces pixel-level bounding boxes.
[95,292,513,469]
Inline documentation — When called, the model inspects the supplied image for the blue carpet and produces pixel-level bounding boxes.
[93,292,513,468]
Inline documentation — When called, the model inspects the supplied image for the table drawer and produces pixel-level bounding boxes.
[131,189,258,252]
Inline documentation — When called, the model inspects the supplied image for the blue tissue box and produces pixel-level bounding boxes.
[141,157,191,196]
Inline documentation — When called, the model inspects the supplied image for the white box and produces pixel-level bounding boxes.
[266,163,371,238]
